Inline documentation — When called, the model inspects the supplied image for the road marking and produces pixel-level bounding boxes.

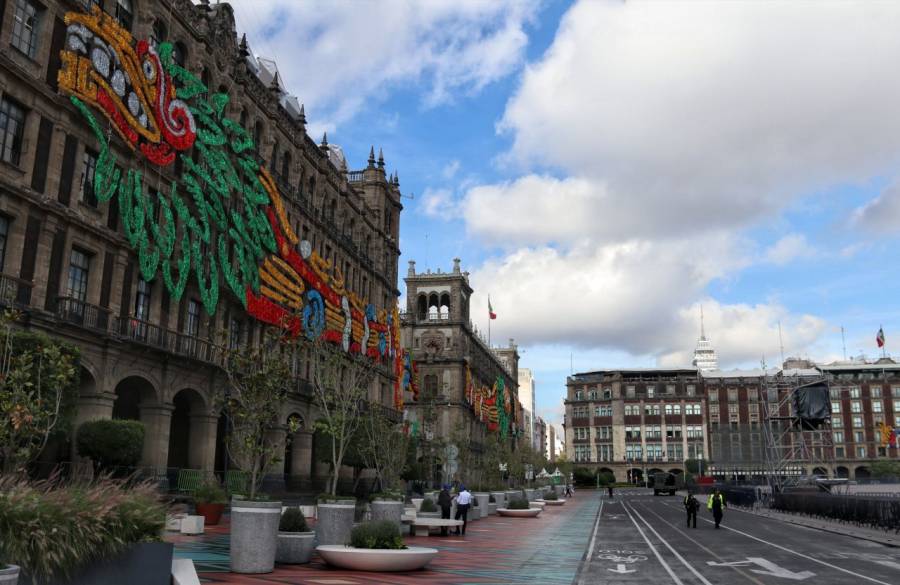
[622,500,685,585]
[609,563,636,574]
[586,498,603,562]
[657,501,892,585]
[874,560,900,571]
[627,502,715,585]
[634,501,769,585]
[707,558,814,580]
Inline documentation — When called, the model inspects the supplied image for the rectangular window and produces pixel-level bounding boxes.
[646,385,655,398]
[80,149,99,207]
[833,431,844,443]
[871,387,883,398]
[854,431,864,443]
[66,249,91,302]
[603,387,612,399]
[597,444,612,462]
[594,405,612,417]
[625,385,635,398]
[185,299,201,336]
[851,400,862,413]
[0,216,8,273]
[856,446,867,458]
[11,0,43,59]
[134,278,151,320]
[894,400,900,412]
[228,317,242,349]
[873,400,883,413]
[728,388,738,402]
[666,384,676,394]
[710,404,720,418]
[850,387,861,399]
[831,401,841,413]
[835,446,845,458]
[0,97,27,166]
[116,0,133,31]
[686,384,695,396]
[832,417,843,429]
[708,389,718,402]
[830,387,841,399]
[852,415,863,428]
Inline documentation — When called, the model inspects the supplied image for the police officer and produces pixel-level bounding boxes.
[684,491,700,528]
[707,488,726,529]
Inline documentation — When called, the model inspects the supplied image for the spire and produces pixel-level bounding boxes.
[270,71,281,92]
[238,33,249,57]
[367,146,376,168]
[700,305,706,340]
[298,103,306,126]
[320,132,328,148]
[377,147,385,169]
[394,171,399,186]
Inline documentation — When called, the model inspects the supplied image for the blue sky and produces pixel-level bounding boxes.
[227,0,900,427]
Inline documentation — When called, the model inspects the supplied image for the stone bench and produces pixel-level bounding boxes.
[409,518,464,537]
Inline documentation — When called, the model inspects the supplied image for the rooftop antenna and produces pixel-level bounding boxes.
[700,304,706,340]
[778,321,785,366]
[841,325,847,361]
[570,352,574,375]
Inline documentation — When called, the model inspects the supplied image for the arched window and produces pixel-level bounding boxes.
[150,20,167,48]
[297,167,306,198]
[364,235,371,257]
[172,42,187,67]
[270,142,279,174]
[347,218,355,240]
[239,108,248,128]
[281,151,291,184]
[329,199,337,223]
[116,0,133,31]
[428,306,438,320]
[308,176,316,201]
[417,295,427,320]
[440,305,449,320]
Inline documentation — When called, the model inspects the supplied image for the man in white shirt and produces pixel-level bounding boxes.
[453,486,473,535]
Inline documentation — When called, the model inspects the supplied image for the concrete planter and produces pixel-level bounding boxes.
[474,493,490,518]
[276,531,316,564]
[411,497,424,511]
[490,492,506,508]
[19,543,172,585]
[505,490,519,503]
[488,502,498,515]
[530,501,546,509]
[0,565,19,585]
[195,503,225,526]
[544,499,565,506]
[231,499,282,574]
[316,502,356,546]
[316,545,438,572]
[371,500,405,530]
[417,511,441,519]
[497,508,542,518]
[554,484,564,496]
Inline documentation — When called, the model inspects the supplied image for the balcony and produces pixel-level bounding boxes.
[112,316,222,365]
[360,400,403,424]
[0,273,33,308]
[347,170,365,183]
[56,296,111,332]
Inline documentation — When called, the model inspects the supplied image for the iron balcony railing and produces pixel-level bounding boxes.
[56,296,112,331]
[0,273,33,308]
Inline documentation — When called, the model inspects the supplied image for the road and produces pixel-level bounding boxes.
[576,489,900,585]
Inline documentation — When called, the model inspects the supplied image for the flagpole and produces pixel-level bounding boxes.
[882,324,886,359]
[488,311,491,348]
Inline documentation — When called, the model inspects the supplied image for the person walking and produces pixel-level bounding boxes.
[438,484,453,536]
[607,485,614,499]
[707,488,726,529]
[454,485,472,535]
[565,483,573,497]
[684,491,699,528]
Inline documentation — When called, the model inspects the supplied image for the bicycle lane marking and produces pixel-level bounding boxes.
[656,500,892,585]
[633,499,770,585]
[621,498,687,585]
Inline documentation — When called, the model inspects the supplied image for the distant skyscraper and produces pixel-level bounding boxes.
[692,306,719,371]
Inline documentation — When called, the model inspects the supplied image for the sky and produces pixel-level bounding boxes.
[224,0,900,429]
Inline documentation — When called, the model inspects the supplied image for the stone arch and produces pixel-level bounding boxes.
[112,375,158,421]
[417,294,428,320]
[668,468,684,475]
[812,466,828,477]
[854,466,871,480]
[835,466,850,478]
[439,292,450,319]
[167,388,212,470]
[628,468,644,484]
[648,467,664,476]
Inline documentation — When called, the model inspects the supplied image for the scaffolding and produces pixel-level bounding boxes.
[761,371,834,493]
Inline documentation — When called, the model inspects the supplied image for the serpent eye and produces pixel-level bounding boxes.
[142,58,156,82]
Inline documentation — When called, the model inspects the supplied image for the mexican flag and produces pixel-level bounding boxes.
[489,296,497,320]
[877,327,886,348]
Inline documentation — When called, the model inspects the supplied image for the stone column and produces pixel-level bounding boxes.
[139,404,174,472]
[71,392,116,464]
[188,414,219,472]
[291,431,313,479]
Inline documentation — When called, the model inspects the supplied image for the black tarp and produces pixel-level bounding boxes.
[792,381,830,429]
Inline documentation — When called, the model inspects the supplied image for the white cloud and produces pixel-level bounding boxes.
[498,1,900,239]
[441,159,461,180]
[418,187,458,218]
[853,181,900,234]
[226,0,538,132]
[764,234,816,266]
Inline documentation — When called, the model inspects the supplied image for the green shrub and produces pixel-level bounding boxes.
[76,419,145,471]
[349,520,405,549]
[572,467,595,486]
[543,490,558,500]
[279,507,309,532]
[369,490,404,502]
[193,480,227,505]
[507,498,530,510]
[0,475,163,582]
[419,498,437,512]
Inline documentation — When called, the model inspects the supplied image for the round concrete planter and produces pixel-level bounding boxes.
[230,499,282,574]
[497,508,542,518]
[530,501,546,509]
[474,493,490,518]
[371,500,405,530]
[316,502,356,546]
[276,531,316,564]
[490,492,506,508]
[543,499,565,506]
[0,565,19,585]
[316,545,438,572]
[488,502,498,515]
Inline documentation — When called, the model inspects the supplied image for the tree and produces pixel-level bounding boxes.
[221,328,298,500]
[76,419,145,472]
[360,403,409,493]
[0,311,78,474]
[870,460,900,479]
[306,339,376,495]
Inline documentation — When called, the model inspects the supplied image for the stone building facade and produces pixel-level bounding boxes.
[400,259,520,483]
[565,359,900,483]
[0,0,402,488]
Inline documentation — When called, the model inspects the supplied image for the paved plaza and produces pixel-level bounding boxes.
[168,489,900,584]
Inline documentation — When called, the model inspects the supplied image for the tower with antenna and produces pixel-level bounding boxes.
[692,306,719,371]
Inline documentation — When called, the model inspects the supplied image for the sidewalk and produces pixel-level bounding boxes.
[168,491,602,584]
[734,505,900,548]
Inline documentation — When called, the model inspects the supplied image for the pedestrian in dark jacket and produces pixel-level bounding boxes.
[438,485,452,536]
[684,492,699,528]
[607,485,614,498]
[707,489,726,528]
